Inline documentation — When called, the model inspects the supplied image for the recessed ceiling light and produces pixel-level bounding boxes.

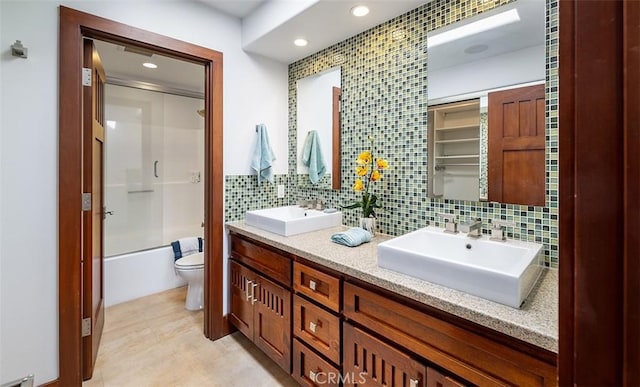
[351,5,369,17]
[142,62,158,69]
[464,44,489,54]
[294,38,308,47]
[428,8,520,47]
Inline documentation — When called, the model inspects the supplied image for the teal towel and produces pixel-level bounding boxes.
[251,124,276,184]
[302,130,327,184]
[331,227,373,247]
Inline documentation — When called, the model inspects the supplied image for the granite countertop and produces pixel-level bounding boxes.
[226,221,558,353]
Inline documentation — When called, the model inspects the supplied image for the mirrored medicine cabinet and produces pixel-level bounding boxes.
[427,0,547,206]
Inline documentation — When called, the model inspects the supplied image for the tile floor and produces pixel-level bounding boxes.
[83,287,298,386]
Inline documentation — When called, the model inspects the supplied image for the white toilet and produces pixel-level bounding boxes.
[174,251,204,310]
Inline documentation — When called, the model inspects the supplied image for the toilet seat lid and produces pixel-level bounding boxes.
[175,252,204,268]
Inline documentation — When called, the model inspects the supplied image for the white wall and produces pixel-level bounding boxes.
[0,2,4,382]
[0,1,288,384]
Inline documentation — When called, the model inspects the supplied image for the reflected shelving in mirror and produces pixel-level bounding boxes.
[428,99,481,202]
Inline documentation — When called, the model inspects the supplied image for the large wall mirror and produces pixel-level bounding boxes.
[427,0,546,206]
[296,66,341,190]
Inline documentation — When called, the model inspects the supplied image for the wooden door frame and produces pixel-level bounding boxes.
[559,0,639,384]
[59,6,225,385]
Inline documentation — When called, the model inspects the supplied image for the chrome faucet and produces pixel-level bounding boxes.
[298,197,326,210]
[437,213,458,234]
[490,219,516,241]
[460,218,482,238]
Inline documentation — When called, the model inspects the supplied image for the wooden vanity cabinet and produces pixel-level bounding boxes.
[343,281,557,386]
[227,232,557,386]
[229,234,293,373]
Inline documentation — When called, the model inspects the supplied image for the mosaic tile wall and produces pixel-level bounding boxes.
[288,0,559,267]
[224,174,290,222]
[296,173,332,189]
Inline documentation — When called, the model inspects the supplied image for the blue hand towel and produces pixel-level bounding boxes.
[250,124,276,184]
[330,227,373,247]
[301,130,327,184]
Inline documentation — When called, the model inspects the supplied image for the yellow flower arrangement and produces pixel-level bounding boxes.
[343,136,389,218]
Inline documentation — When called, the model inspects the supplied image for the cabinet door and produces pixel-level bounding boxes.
[254,273,292,372]
[229,260,255,339]
[343,322,427,387]
[488,84,545,206]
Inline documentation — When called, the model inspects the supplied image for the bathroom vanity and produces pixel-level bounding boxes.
[226,221,557,386]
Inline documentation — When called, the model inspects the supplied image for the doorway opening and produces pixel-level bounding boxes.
[58,6,225,385]
[95,39,207,307]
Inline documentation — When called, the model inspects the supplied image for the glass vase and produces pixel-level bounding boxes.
[359,217,376,236]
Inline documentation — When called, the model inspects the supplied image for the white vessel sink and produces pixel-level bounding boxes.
[377,226,543,308]
[245,205,342,236]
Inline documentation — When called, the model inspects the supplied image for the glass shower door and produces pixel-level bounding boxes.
[104,85,164,256]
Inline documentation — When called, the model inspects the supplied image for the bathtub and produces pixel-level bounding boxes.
[104,245,186,307]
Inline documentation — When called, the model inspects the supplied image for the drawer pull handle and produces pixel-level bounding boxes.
[410,378,419,387]
[309,320,322,332]
[250,283,258,305]
[309,279,317,291]
[309,368,322,383]
[245,280,253,302]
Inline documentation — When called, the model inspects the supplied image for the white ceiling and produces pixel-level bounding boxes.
[197,0,266,18]
[428,0,545,71]
[240,0,427,63]
[94,40,205,95]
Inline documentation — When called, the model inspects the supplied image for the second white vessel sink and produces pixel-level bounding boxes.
[245,205,342,236]
[377,226,543,308]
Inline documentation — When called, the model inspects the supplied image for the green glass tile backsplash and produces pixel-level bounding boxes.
[287,0,559,267]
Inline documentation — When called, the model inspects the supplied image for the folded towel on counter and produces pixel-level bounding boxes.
[171,237,204,260]
[250,123,276,185]
[330,227,373,247]
[301,130,327,184]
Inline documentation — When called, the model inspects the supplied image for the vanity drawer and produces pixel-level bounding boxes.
[292,339,340,387]
[294,294,341,364]
[230,233,292,286]
[294,262,340,312]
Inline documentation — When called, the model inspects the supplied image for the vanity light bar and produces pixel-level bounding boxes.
[427,8,520,47]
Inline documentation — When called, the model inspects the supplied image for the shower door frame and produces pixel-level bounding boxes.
[58,6,226,385]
